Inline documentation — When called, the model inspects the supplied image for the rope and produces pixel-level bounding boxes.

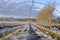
[29,0,34,24]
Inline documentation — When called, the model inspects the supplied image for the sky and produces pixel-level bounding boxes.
[0,0,60,18]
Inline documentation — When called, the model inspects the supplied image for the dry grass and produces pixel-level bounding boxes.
[35,2,60,26]
[33,24,60,40]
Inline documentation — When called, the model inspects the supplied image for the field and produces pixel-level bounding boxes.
[0,21,60,40]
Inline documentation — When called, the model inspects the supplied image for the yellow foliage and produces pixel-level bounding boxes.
[36,2,55,24]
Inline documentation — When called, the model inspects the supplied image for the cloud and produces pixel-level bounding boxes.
[0,2,42,18]
[1,0,60,18]
[4,0,8,2]
[4,0,17,3]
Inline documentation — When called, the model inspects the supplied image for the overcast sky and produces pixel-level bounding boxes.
[0,0,60,18]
